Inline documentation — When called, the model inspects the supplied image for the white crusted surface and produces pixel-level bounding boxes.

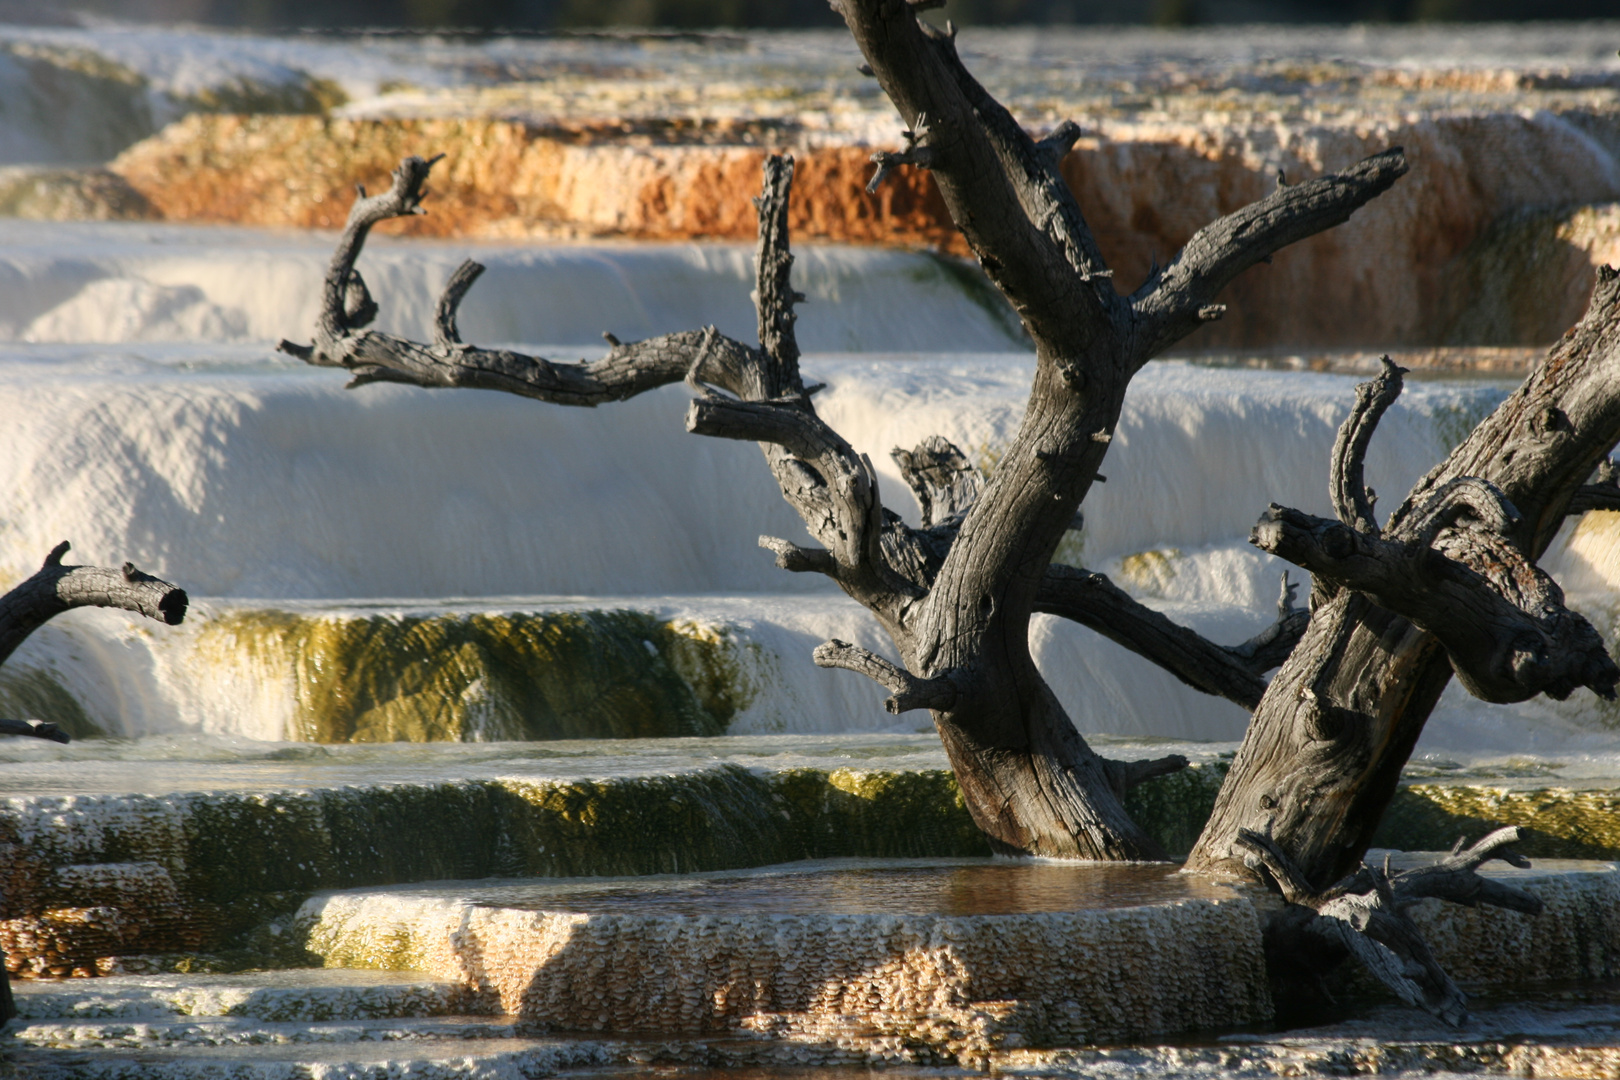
[10,968,467,1022]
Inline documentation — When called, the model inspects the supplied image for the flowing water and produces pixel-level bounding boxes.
[1,217,1618,764]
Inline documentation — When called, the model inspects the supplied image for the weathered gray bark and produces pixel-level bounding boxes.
[1188,271,1620,888]
[812,0,1404,857]
[0,541,187,671]
[1236,826,1544,1023]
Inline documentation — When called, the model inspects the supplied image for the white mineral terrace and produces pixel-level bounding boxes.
[7,19,1620,1078]
[3,858,1617,1076]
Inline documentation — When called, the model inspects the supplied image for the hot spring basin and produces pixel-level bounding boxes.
[298,856,1620,1054]
[298,858,1262,1051]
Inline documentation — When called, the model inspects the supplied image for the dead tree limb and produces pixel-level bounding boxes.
[0,542,187,669]
[1190,267,1620,886]
[0,542,186,1019]
[1236,827,1542,1025]
[1036,565,1306,711]
[826,0,1402,859]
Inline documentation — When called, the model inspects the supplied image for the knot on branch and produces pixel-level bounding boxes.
[812,639,958,714]
[1235,827,1542,1027]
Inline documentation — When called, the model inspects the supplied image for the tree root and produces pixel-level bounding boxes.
[1235,826,1543,1025]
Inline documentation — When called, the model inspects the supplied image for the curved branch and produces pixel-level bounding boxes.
[1132,149,1409,363]
[433,258,484,348]
[0,542,188,669]
[1251,503,1618,703]
[688,397,894,591]
[318,154,440,341]
[812,639,957,714]
[1331,356,1406,535]
[1225,572,1310,673]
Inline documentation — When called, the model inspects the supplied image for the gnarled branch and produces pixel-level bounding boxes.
[1235,827,1542,1027]
[1132,149,1409,363]
[812,639,957,714]
[1331,356,1405,535]
[1252,501,1617,703]
[0,542,188,669]
[279,155,760,408]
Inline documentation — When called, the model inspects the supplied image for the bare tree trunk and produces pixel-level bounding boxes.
[1188,270,1620,887]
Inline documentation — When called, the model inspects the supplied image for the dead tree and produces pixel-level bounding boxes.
[282,34,1401,864]
[1187,281,1620,883]
[278,0,1619,1020]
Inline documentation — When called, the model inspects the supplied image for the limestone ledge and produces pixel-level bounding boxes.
[20,98,1619,348]
[8,759,1620,981]
[300,884,1271,1055]
[294,859,1618,1059]
[0,764,992,978]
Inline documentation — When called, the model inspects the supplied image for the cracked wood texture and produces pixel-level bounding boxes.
[1189,268,1620,885]
[0,541,187,669]
[835,0,1402,857]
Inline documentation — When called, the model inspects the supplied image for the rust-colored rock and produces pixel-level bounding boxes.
[105,107,1620,349]
[110,115,957,251]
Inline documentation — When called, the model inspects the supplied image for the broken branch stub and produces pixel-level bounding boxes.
[0,542,187,669]
[1252,359,1620,704]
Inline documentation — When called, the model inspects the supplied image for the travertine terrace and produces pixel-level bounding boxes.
[3,25,1619,347]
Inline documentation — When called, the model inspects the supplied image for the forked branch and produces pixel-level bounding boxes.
[278,154,759,408]
[1132,149,1409,363]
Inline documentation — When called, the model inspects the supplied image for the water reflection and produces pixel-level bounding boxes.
[467,858,1237,917]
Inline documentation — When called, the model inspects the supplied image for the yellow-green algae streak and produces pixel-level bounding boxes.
[196,609,763,741]
[5,757,1618,973]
